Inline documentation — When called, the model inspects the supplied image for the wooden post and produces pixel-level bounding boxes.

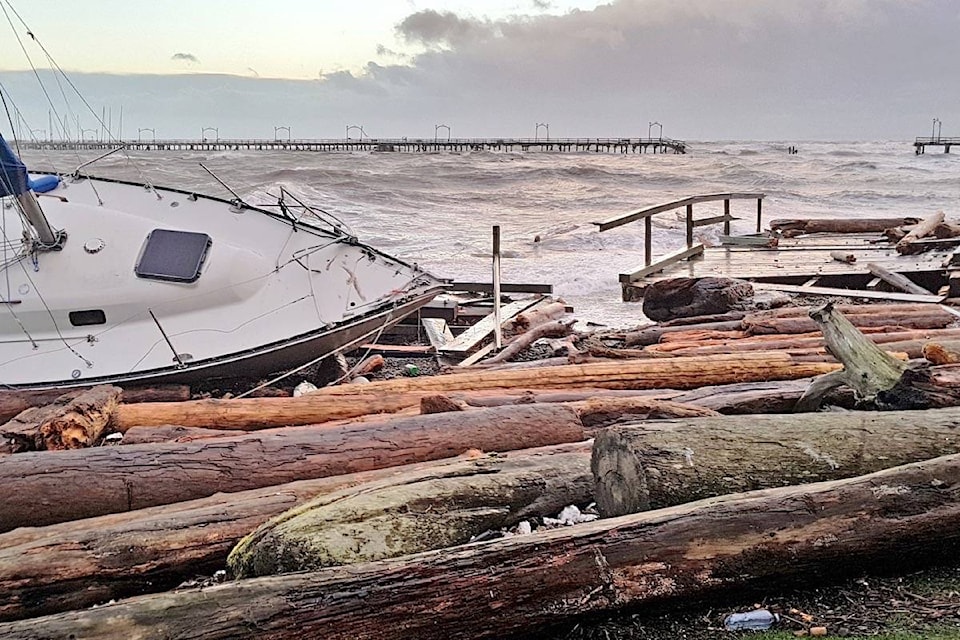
[493,225,502,349]
[723,199,731,235]
[756,197,763,232]
[685,204,694,248]
[644,216,652,266]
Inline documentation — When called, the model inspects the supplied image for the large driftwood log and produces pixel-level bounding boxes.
[866,262,933,295]
[113,352,837,430]
[624,320,745,346]
[228,445,592,578]
[0,443,587,622]
[742,308,953,335]
[7,454,960,640]
[591,407,960,517]
[641,277,753,322]
[770,216,920,236]
[0,404,586,532]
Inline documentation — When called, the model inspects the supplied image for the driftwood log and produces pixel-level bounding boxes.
[591,407,960,517]
[0,443,587,622]
[866,262,932,295]
[0,385,120,453]
[113,352,837,430]
[923,340,960,365]
[0,404,586,532]
[641,277,753,322]
[228,444,592,577]
[769,216,920,236]
[897,211,945,254]
[0,384,190,425]
[7,453,960,640]
[483,319,575,365]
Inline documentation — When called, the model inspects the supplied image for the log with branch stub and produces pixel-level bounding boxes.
[482,319,575,365]
[228,443,592,578]
[794,303,909,411]
[591,407,960,517]
[8,453,960,640]
[0,404,586,532]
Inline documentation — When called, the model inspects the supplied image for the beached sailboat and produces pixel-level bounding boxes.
[0,134,446,388]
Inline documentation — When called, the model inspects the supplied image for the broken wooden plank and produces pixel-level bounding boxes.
[619,244,705,283]
[866,263,933,296]
[440,298,542,354]
[421,318,454,352]
[720,235,777,247]
[750,282,945,304]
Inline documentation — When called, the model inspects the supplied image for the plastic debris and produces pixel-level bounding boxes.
[293,381,317,397]
[404,363,420,376]
[516,521,532,535]
[543,505,599,527]
[724,608,779,631]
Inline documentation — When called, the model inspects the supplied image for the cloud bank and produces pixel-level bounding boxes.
[4,0,959,140]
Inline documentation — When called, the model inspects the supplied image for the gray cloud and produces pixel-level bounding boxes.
[171,52,200,64]
[396,9,495,46]
[531,0,552,9]
[6,1,960,141]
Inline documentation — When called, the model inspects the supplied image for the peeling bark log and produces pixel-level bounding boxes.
[7,453,960,640]
[0,385,121,452]
[228,444,592,578]
[0,385,189,426]
[0,445,586,622]
[114,353,837,430]
[591,407,960,517]
[420,394,470,414]
[0,404,586,532]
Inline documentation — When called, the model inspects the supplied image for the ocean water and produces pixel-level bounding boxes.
[22,141,960,327]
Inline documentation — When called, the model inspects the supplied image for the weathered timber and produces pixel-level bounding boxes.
[119,424,240,445]
[113,352,837,430]
[669,379,856,414]
[866,262,933,296]
[0,385,121,453]
[750,282,945,303]
[0,384,190,426]
[571,397,719,429]
[228,445,592,577]
[742,307,953,335]
[0,446,587,622]
[758,303,947,318]
[624,320,746,346]
[483,319,575,365]
[769,217,920,236]
[7,453,960,640]
[641,277,753,322]
[0,404,586,532]
[591,407,960,517]
[420,394,470,414]
[795,304,913,411]
[503,301,568,335]
[897,211,945,254]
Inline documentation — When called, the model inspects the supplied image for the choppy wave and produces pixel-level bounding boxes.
[21,140,960,327]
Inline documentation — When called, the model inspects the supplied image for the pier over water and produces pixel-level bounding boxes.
[13,136,687,154]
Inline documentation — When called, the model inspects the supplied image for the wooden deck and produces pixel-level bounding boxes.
[624,233,956,302]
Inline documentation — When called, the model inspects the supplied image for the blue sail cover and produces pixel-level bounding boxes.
[0,133,29,198]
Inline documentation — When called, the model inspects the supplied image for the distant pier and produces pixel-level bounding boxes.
[13,136,687,155]
[915,136,956,154]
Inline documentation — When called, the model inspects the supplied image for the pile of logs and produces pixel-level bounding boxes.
[8,288,960,639]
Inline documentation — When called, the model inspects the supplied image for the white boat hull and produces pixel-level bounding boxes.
[0,174,445,388]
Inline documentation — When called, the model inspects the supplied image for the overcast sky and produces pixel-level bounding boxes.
[1,0,958,141]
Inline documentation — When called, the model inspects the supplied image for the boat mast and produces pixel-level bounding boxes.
[1,133,61,248]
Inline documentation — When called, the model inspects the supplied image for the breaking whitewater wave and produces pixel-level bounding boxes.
[21,140,960,328]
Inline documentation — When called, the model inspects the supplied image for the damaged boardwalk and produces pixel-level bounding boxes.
[596,194,958,303]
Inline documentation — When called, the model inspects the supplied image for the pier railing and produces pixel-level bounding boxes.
[594,193,766,284]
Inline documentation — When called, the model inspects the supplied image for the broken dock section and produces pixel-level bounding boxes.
[598,195,959,304]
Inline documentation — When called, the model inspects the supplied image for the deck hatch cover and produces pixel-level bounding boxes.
[69,309,106,326]
[135,229,211,283]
